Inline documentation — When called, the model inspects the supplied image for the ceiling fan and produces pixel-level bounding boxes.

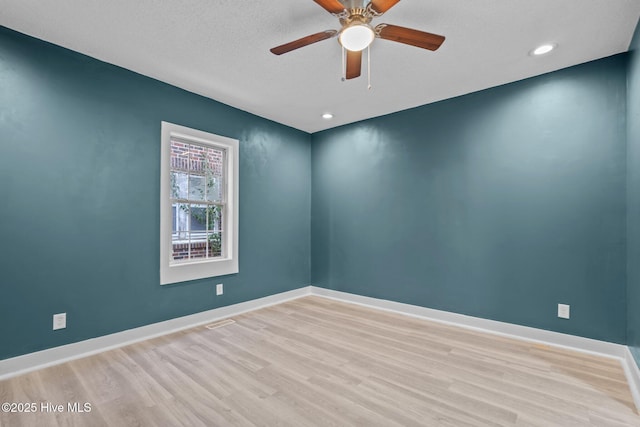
[270,0,445,80]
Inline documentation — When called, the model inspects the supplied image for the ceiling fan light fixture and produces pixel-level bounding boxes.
[339,24,375,52]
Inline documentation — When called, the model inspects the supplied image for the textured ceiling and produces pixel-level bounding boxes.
[1,0,639,133]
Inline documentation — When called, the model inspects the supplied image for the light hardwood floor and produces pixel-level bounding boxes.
[1,296,638,426]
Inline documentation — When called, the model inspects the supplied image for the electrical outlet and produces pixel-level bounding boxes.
[53,313,66,330]
[558,304,570,319]
[216,283,223,296]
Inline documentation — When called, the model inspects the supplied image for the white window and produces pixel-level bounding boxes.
[160,122,239,285]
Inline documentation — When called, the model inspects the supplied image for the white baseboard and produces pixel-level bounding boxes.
[1,284,638,413]
[309,287,639,412]
[0,286,311,381]
[309,287,627,358]
[623,347,640,411]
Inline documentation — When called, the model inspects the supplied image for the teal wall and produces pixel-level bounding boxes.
[312,55,628,343]
[0,27,311,360]
[628,22,640,367]
[2,22,639,362]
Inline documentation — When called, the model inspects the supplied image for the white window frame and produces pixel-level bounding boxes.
[160,121,239,285]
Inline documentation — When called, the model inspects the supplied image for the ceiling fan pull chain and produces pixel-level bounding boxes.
[367,45,372,90]
[341,45,346,81]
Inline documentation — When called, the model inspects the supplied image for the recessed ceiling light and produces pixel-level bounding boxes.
[322,113,333,120]
[532,44,556,56]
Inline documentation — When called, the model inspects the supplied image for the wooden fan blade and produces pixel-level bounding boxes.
[270,30,337,55]
[375,24,445,51]
[313,0,346,14]
[369,0,401,14]
[345,50,362,79]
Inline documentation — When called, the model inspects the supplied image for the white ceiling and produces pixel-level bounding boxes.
[1,0,639,133]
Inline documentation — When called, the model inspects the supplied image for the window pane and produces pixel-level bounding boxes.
[172,243,189,261]
[188,240,208,260]
[173,203,189,240]
[188,144,206,172]
[171,203,191,262]
[208,207,223,258]
[170,171,188,199]
[190,205,208,233]
[187,204,207,260]
[206,176,223,203]
[189,174,206,201]
[171,199,189,261]
[207,231,222,258]
[206,205,222,232]
[203,145,225,203]
[170,139,189,171]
